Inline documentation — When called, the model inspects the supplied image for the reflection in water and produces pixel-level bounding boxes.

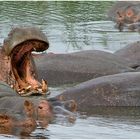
[0,1,140,139]
[48,109,140,139]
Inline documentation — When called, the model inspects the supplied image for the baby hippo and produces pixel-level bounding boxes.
[0,97,53,136]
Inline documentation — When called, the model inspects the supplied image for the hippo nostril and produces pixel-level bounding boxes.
[38,106,43,109]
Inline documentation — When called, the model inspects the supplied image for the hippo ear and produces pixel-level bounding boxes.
[24,100,32,107]
[126,8,134,17]
[24,100,34,116]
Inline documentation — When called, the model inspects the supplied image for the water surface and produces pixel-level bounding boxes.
[0,1,140,139]
[0,1,140,53]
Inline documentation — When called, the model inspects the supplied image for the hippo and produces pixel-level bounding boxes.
[108,1,140,31]
[57,72,140,113]
[1,27,49,96]
[114,41,140,69]
[34,50,134,86]
[0,81,77,136]
[0,82,52,136]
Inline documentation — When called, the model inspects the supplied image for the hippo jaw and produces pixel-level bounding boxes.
[10,40,48,96]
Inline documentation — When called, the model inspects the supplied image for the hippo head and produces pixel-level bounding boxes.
[0,98,53,136]
[2,27,49,96]
[115,7,140,31]
[23,99,53,128]
[19,99,53,135]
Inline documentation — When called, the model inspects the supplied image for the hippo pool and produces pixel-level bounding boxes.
[0,1,140,139]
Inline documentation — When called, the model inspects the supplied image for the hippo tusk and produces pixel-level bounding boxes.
[10,84,14,89]
[37,88,42,92]
[18,90,25,95]
[25,85,32,92]
[42,79,48,93]
[33,48,36,51]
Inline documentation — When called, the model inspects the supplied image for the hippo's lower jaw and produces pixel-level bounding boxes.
[10,40,48,96]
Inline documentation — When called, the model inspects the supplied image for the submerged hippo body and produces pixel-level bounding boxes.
[34,50,134,86]
[115,41,140,69]
[0,81,76,136]
[108,1,140,31]
[0,94,53,136]
[57,72,140,112]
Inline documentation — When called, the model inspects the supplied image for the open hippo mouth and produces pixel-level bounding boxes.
[10,40,48,96]
[10,40,47,95]
[3,27,49,96]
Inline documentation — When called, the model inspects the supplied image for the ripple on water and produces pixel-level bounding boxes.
[44,116,140,139]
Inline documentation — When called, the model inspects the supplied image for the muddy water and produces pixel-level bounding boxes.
[0,1,140,139]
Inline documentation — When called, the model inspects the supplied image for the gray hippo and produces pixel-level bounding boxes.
[108,1,140,31]
[57,72,140,112]
[115,41,140,70]
[0,81,52,136]
[0,81,76,136]
[1,27,134,88]
[34,50,134,86]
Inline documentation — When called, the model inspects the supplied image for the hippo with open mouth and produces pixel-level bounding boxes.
[1,27,49,96]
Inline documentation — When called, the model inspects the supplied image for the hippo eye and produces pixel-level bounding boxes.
[38,106,43,109]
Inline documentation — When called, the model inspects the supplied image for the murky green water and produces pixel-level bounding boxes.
[0,1,140,139]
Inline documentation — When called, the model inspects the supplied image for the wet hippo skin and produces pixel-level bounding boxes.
[34,50,134,86]
[115,41,140,69]
[57,72,140,112]
[0,81,18,97]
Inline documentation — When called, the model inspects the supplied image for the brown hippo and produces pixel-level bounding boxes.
[0,97,53,124]
[57,72,140,112]
[1,27,49,96]
[0,81,76,136]
[108,1,140,31]
[34,50,134,86]
[0,101,37,136]
[114,41,140,69]
[0,82,52,135]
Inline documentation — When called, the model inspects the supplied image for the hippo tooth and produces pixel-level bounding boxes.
[24,85,32,93]
[33,86,38,90]
[37,88,42,92]
[17,88,22,92]
[42,79,47,93]
[10,85,14,88]
[25,85,31,90]
[33,47,36,51]
[18,90,25,95]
